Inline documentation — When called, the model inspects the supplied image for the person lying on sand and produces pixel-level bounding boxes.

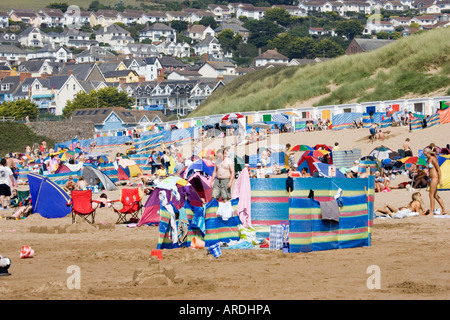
[375,192,428,217]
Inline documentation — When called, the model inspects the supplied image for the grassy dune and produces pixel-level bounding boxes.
[190,27,450,117]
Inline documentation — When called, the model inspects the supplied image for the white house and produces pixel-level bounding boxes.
[117,10,145,25]
[95,24,134,52]
[194,36,221,56]
[0,44,27,62]
[364,21,395,34]
[123,43,159,57]
[252,49,289,67]
[0,11,9,28]
[390,16,412,27]
[30,44,72,62]
[198,61,236,78]
[208,4,232,20]
[142,11,168,24]
[410,14,439,26]
[139,23,176,42]
[419,4,441,14]
[75,46,116,63]
[37,8,65,27]
[29,75,84,115]
[126,57,162,81]
[236,5,267,20]
[185,24,215,42]
[18,27,48,47]
[156,41,191,58]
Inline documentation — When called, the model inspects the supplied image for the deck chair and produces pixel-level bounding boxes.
[67,190,100,224]
[113,188,143,224]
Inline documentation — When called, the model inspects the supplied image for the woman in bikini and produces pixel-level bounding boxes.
[423,148,446,215]
[376,192,427,217]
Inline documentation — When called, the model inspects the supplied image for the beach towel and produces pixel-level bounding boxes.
[232,166,251,227]
[319,199,340,223]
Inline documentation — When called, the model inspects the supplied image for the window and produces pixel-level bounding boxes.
[35,84,40,90]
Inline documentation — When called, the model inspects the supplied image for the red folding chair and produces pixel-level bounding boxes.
[113,188,143,224]
[67,190,101,224]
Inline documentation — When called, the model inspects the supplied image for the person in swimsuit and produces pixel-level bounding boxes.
[376,192,427,216]
[423,148,446,215]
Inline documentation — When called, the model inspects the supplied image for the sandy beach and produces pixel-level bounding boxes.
[1,123,449,300]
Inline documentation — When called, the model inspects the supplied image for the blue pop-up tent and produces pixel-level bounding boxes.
[27,173,72,219]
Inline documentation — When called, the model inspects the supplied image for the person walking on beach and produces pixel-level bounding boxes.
[0,158,14,210]
[423,148,446,215]
[211,148,235,202]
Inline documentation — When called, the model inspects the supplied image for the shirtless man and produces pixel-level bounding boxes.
[403,138,413,157]
[211,148,235,202]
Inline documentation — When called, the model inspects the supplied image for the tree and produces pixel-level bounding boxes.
[0,100,39,120]
[335,20,364,40]
[263,7,293,27]
[46,2,69,12]
[198,16,218,30]
[217,29,242,53]
[315,38,345,58]
[63,87,134,117]
[244,19,283,48]
[171,20,189,33]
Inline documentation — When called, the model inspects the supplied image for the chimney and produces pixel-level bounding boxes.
[40,73,50,80]
[156,68,164,84]
[202,53,208,63]
[68,69,73,76]
[20,72,32,82]
[119,77,127,84]
[138,76,145,85]
[258,47,261,56]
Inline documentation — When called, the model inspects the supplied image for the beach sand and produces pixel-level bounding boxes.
[1,123,449,300]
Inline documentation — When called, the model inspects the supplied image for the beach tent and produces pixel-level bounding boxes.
[54,163,72,174]
[82,165,117,191]
[437,155,450,190]
[186,159,214,178]
[138,177,203,226]
[313,162,346,178]
[439,107,450,124]
[117,158,143,180]
[187,172,212,203]
[297,156,319,175]
[368,146,396,161]
[27,173,71,219]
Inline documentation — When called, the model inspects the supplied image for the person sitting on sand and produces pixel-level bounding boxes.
[301,168,311,177]
[76,176,87,191]
[64,176,76,192]
[376,192,427,217]
[92,193,112,209]
[8,196,32,219]
[375,171,390,192]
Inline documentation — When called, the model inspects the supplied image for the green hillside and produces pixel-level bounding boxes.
[190,27,450,117]
[0,123,55,156]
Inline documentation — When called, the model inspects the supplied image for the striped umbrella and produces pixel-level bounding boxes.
[288,144,313,152]
[222,113,244,120]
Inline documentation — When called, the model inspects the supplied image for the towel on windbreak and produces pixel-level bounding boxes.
[320,200,340,223]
